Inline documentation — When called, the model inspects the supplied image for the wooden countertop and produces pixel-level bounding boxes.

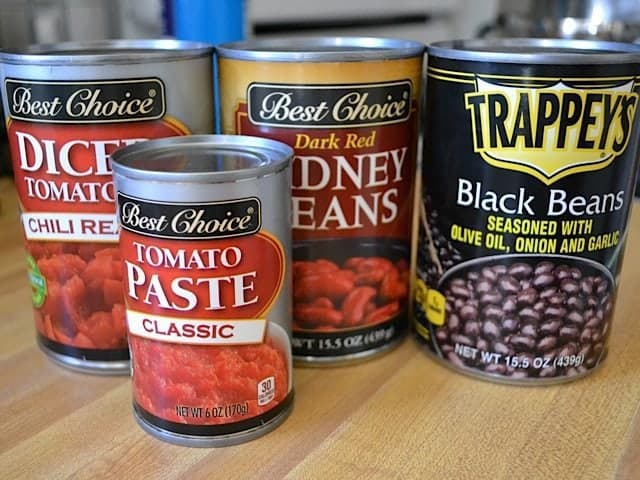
[2,175,640,479]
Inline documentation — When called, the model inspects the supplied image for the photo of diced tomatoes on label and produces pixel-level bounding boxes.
[29,240,126,349]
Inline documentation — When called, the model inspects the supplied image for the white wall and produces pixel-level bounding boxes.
[249,0,500,43]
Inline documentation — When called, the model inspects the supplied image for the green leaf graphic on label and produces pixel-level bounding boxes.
[26,255,47,308]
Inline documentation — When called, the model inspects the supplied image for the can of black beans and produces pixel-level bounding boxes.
[414,38,640,384]
[111,135,294,446]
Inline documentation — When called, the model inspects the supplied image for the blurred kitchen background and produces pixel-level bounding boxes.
[2,0,638,49]
[1,0,640,176]
[0,0,497,47]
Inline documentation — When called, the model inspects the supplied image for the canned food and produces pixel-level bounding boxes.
[0,40,214,373]
[111,135,294,447]
[217,37,424,364]
[414,38,640,384]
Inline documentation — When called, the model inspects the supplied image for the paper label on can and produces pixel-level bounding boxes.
[414,59,640,381]
[219,57,423,359]
[118,193,292,433]
[8,120,187,229]
[2,75,201,360]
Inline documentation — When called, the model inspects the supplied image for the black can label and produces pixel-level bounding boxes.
[414,57,640,381]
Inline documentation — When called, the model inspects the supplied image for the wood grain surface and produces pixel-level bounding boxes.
[1,176,640,480]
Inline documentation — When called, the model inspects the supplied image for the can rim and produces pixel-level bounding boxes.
[0,39,214,65]
[428,38,640,64]
[217,36,425,62]
[110,134,293,184]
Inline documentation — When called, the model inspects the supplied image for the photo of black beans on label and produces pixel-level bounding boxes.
[418,195,463,287]
[433,255,614,381]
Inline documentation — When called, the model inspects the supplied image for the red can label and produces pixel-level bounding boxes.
[220,58,422,359]
[118,193,292,434]
[4,78,193,361]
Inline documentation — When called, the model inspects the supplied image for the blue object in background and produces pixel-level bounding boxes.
[168,0,246,132]
[170,0,245,45]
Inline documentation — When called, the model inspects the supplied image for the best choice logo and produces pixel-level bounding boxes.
[5,78,166,123]
[247,81,412,128]
[464,77,639,184]
[117,194,261,240]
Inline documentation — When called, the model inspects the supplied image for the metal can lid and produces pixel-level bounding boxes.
[217,36,425,62]
[110,135,293,184]
[0,39,213,65]
[428,38,640,64]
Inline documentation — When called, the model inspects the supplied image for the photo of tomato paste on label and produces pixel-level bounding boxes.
[218,37,424,363]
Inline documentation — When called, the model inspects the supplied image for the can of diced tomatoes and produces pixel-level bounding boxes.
[111,135,294,447]
[0,40,214,373]
[217,37,424,364]
[414,38,640,384]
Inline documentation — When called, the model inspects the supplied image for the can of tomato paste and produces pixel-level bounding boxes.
[0,40,214,373]
[111,135,294,446]
[217,37,424,364]
[414,38,640,384]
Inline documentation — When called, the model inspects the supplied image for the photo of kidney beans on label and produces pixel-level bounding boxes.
[293,256,409,330]
[29,241,126,350]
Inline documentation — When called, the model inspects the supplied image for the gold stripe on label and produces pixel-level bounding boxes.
[428,65,639,83]
[426,72,475,84]
[468,81,638,89]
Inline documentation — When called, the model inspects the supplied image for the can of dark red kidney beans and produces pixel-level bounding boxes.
[0,40,214,374]
[414,38,640,384]
[217,37,424,364]
[111,135,294,447]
